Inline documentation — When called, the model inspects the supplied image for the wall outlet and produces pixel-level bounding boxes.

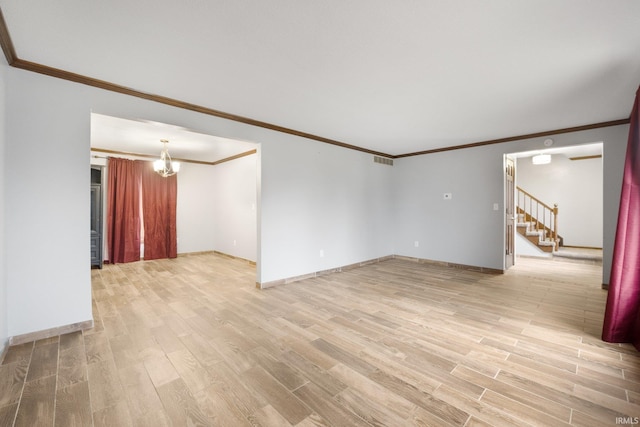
[493,203,499,211]
[233,239,237,246]
[320,249,324,257]
[443,193,452,200]
[414,241,419,247]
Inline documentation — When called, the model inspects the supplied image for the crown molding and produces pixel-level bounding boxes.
[0,7,631,160]
[0,7,16,64]
[10,58,392,158]
[91,147,257,166]
[210,149,258,165]
[569,154,603,161]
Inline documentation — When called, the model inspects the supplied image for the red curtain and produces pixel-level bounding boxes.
[141,163,178,260]
[602,86,640,349]
[106,158,143,263]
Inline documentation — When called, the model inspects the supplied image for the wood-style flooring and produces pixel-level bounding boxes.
[1,253,639,426]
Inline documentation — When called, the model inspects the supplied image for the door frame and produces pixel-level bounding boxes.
[504,155,516,269]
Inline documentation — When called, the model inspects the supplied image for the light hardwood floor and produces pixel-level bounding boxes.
[1,253,639,426]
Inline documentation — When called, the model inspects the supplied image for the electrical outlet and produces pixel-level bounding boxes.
[414,241,419,247]
[320,249,324,257]
[493,203,499,211]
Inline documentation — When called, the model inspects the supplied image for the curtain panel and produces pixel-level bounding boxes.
[106,158,178,264]
[106,158,143,263]
[141,165,178,260]
[602,86,640,349]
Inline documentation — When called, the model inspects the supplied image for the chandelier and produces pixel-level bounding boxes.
[153,139,180,177]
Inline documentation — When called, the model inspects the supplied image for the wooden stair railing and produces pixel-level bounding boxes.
[516,187,560,252]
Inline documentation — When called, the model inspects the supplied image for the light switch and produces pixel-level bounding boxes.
[493,203,499,211]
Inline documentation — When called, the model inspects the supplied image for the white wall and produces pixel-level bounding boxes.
[259,136,394,283]
[603,126,630,285]
[517,153,603,247]
[176,162,217,254]
[6,68,92,337]
[212,153,257,262]
[393,125,628,282]
[0,62,7,351]
[393,145,506,270]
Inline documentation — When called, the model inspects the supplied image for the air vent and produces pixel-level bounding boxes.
[374,156,393,166]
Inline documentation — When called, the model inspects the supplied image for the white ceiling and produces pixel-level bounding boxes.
[511,141,602,159]
[90,113,256,163]
[2,1,640,156]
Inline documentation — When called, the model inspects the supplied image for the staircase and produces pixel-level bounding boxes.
[516,187,562,253]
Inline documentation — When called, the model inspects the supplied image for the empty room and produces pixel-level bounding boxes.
[1,1,640,426]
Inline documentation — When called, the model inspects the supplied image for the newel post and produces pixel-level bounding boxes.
[553,203,559,248]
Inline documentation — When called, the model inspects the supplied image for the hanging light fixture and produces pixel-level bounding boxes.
[153,139,180,177]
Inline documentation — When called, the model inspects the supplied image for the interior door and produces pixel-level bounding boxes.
[505,157,515,269]
[91,167,103,269]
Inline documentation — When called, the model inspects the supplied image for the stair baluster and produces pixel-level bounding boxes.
[515,187,560,253]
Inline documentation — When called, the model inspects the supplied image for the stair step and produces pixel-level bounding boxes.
[517,222,557,253]
[517,192,560,254]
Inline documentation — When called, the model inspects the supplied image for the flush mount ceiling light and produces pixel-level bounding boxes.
[532,153,551,165]
[153,139,180,177]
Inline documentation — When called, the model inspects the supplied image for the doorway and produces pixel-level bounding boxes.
[89,113,260,278]
[504,142,604,269]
